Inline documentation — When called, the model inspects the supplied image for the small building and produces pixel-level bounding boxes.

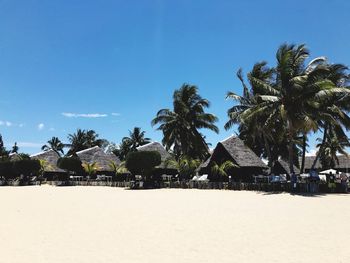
[302,155,350,173]
[272,159,300,178]
[136,142,177,176]
[30,150,66,179]
[76,146,121,176]
[198,136,268,182]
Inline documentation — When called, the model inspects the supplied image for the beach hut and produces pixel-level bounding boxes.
[272,159,300,178]
[136,142,177,176]
[198,136,268,182]
[76,146,121,177]
[30,150,66,179]
[302,155,350,173]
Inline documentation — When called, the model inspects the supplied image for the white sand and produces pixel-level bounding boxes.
[0,186,349,263]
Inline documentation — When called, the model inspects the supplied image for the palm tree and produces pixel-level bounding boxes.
[152,84,219,160]
[124,127,151,150]
[226,44,350,175]
[317,127,350,169]
[164,155,201,180]
[66,129,106,156]
[210,161,237,181]
[11,142,19,153]
[310,63,350,169]
[113,138,133,161]
[42,137,65,156]
[82,162,99,179]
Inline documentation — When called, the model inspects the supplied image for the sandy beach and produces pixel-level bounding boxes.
[0,186,349,263]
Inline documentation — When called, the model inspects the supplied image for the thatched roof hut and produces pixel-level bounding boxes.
[272,159,300,176]
[76,146,121,172]
[199,136,267,181]
[302,155,350,173]
[136,142,176,174]
[9,153,21,161]
[30,150,64,173]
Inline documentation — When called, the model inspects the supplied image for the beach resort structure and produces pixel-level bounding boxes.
[30,150,65,179]
[136,141,177,176]
[76,146,121,176]
[272,159,300,178]
[302,155,350,173]
[198,136,268,181]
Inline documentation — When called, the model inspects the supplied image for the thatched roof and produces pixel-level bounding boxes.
[137,142,171,161]
[219,136,267,168]
[274,159,300,175]
[9,153,21,161]
[76,146,121,172]
[30,150,64,173]
[302,155,350,171]
[136,142,173,169]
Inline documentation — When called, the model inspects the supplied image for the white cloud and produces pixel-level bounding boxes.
[62,112,108,118]
[111,112,121,116]
[38,123,45,130]
[0,120,12,127]
[19,123,25,128]
[49,127,55,131]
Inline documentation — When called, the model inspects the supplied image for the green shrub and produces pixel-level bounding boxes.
[0,161,16,179]
[13,159,41,176]
[125,151,161,181]
[57,157,84,175]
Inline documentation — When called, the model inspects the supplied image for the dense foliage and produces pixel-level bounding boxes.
[114,127,151,161]
[125,151,161,180]
[57,157,84,175]
[225,44,350,173]
[152,84,219,160]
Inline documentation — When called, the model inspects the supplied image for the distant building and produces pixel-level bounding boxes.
[302,155,350,173]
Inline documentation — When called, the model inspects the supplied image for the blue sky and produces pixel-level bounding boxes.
[0,0,349,154]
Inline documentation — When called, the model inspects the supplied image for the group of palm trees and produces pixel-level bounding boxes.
[4,43,349,176]
[152,44,350,174]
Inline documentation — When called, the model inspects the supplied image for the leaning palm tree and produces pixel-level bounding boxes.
[152,84,219,160]
[317,127,350,169]
[41,137,65,156]
[210,161,237,181]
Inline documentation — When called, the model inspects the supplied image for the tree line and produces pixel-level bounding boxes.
[1,43,349,175]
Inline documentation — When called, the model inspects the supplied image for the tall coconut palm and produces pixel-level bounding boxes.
[226,44,350,175]
[67,129,106,156]
[124,127,151,150]
[41,137,65,156]
[152,84,219,160]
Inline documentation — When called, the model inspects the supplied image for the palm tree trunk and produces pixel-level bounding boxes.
[311,123,328,170]
[287,120,295,175]
[262,133,273,172]
[300,134,307,173]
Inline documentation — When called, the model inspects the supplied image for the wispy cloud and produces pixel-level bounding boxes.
[0,120,13,127]
[111,112,121,116]
[38,123,45,130]
[62,112,108,118]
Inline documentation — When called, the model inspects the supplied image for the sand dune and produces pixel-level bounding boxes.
[0,186,349,263]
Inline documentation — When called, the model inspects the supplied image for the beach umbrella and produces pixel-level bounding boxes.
[320,169,338,174]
